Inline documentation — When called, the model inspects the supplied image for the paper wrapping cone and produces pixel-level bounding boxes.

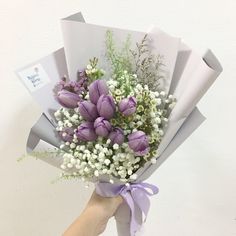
[16,12,223,236]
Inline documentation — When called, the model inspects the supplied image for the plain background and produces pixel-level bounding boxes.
[0,0,236,235]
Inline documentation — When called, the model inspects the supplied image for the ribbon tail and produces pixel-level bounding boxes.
[132,189,151,223]
[121,192,142,236]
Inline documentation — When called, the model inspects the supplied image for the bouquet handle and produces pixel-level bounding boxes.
[114,201,131,236]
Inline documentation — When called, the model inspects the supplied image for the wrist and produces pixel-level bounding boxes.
[82,205,109,235]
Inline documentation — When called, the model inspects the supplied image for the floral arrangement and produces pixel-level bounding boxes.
[53,31,176,183]
[17,12,222,236]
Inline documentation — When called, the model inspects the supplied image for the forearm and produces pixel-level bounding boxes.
[63,206,104,236]
[62,192,122,236]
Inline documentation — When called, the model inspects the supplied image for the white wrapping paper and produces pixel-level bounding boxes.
[16,12,223,236]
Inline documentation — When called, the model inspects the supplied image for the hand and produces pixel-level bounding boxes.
[63,191,123,236]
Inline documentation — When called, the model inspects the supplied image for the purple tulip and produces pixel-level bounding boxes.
[75,122,97,141]
[59,127,74,142]
[128,131,149,156]
[119,97,137,116]
[94,117,112,137]
[79,101,98,121]
[97,95,116,120]
[89,79,109,104]
[57,89,81,108]
[108,127,125,145]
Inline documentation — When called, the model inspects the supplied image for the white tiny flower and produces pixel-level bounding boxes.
[60,144,65,149]
[95,163,102,169]
[103,147,109,154]
[137,121,143,126]
[87,64,92,70]
[65,142,70,146]
[104,159,111,166]
[109,179,114,184]
[130,174,138,180]
[159,129,164,136]
[150,112,156,118]
[72,114,79,120]
[106,139,111,144]
[109,85,115,90]
[128,169,133,175]
[60,164,66,170]
[130,121,135,128]
[70,158,76,164]
[150,93,155,99]
[94,170,99,177]
[70,143,76,149]
[84,150,90,154]
[163,118,168,122]
[58,121,63,126]
[155,117,162,124]
[136,84,142,89]
[153,124,159,130]
[120,178,128,182]
[113,144,119,150]
[79,145,85,151]
[160,91,165,97]
[151,158,157,164]
[67,163,73,168]
[98,152,105,159]
[86,153,91,158]
[73,138,78,143]
[156,98,162,105]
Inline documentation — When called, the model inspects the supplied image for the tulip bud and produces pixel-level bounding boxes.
[79,101,98,121]
[108,127,125,145]
[57,89,81,108]
[94,117,112,137]
[128,131,149,156]
[75,122,97,141]
[97,95,116,120]
[89,79,109,104]
[119,97,137,116]
[59,127,74,142]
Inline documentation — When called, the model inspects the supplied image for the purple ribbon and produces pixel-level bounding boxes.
[96,182,159,235]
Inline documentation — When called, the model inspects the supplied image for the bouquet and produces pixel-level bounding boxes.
[17,12,223,236]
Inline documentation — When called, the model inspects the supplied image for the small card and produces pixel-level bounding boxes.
[18,64,50,92]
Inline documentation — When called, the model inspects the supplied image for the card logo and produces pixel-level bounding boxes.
[18,64,50,92]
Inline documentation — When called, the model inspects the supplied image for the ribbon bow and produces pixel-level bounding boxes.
[96,182,159,235]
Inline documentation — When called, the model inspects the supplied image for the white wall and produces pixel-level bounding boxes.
[0,0,236,235]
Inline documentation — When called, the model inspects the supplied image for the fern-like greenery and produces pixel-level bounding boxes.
[105,30,165,91]
[130,34,165,91]
[105,30,133,78]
